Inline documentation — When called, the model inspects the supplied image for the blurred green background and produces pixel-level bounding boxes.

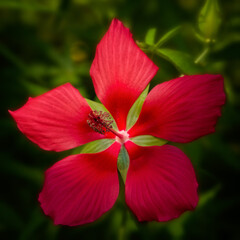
[1,0,240,239]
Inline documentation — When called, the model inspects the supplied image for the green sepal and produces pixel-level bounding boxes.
[156,48,203,75]
[145,28,157,45]
[130,135,167,147]
[154,26,181,48]
[117,145,130,184]
[72,139,115,154]
[126,85,149,130]
[85,98,118,131]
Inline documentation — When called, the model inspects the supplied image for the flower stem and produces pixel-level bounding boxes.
[194,47,209,64]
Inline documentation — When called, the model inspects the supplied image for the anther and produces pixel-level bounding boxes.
[87,110,113,135]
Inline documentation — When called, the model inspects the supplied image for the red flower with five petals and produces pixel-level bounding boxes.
[9,19,225,226]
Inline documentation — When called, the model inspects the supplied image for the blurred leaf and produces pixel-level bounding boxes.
[198,185,221,207]
[119,211,138,239]
[72,139,115,154]
[22,81,49,96]
[109,210,123,235]
[195,31,208,43]
[0,0,57,12]
[213,32,240,52]
[86,98,118,131]
[125,211,138,232]
[27,64,58,77]
[117,146,130,183]
[126,85,149,130]
[156,48,203,74]
[130,135,167,147]
[167,219,185,239]
[145,28,156,45]
[154,26,181,48]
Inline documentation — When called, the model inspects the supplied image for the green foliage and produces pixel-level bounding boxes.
[141,26,202,75]
[156,48,203,74]
[153,26,181,48]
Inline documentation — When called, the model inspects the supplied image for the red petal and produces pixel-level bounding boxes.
[9,83,104,152]
[125,142,198,222]
[90,19,158,130]
[129,74,225,143]
[39,142,120,226]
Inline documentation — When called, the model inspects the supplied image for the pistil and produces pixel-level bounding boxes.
[108,128,125,139]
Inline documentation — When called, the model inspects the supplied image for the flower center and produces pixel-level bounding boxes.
[115,130,129,144]
[87,110,128,142]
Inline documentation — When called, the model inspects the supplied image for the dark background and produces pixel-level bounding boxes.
[1,0,240,239]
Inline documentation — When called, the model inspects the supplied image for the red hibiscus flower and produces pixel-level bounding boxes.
[9,19,225,226]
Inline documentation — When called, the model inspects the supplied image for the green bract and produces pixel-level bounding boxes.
[130,135,167,147]
[126,85,149,130]
[117,145,130,183]
[72,139,115,154]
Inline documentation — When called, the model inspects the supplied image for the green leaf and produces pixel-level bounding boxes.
[126,85,149,130]
[72,139,115,154]
[156,48,202,74]
[198,185,221,207]
[85,98,118,130]
[145,28,156,45]
[117,146,130,183]
[130,135,167,147]
[154,26,181,48]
